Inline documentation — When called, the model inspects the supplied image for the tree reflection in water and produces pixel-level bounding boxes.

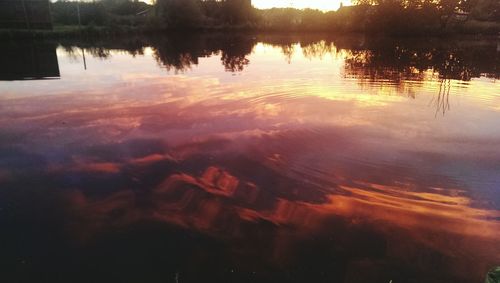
[431,78,451,117]
[56,33,498,81]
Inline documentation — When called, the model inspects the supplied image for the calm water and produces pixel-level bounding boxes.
[0,33,499,283]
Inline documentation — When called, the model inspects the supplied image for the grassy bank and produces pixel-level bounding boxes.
[0,24,167,40]
[1,21,499,41]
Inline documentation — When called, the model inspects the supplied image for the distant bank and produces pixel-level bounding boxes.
[0,0,498,39]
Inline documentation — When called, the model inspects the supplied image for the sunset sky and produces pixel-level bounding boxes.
[251,0,351,11]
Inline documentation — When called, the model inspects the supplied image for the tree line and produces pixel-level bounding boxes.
[49,0,499,34]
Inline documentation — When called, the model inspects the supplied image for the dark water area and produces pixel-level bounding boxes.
[0,33,499,283]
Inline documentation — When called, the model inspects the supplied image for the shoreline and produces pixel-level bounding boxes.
[1,23,499,40]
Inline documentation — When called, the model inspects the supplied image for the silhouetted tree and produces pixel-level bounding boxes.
[353,0,479,30]
[156,0,203,28]
[221,0,255,25]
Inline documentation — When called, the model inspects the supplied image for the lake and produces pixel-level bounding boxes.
[0,33,499,283]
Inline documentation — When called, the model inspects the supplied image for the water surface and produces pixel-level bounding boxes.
[0,33,499,283]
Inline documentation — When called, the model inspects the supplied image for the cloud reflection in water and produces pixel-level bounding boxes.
[0,34,499,283]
